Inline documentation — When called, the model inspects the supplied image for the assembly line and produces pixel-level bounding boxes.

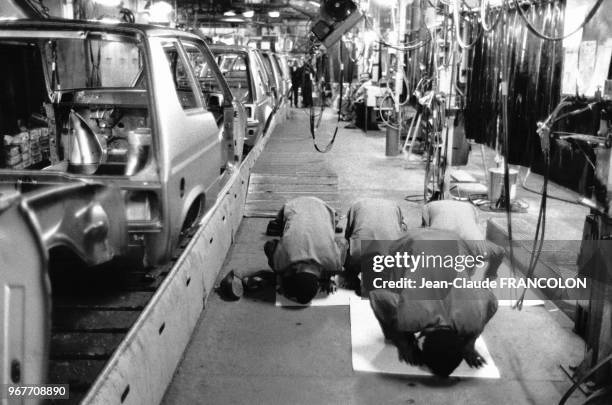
[0,0,611,404]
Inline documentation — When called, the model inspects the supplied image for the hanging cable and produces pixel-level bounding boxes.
[497,3,520,303]
[347,38,365,63]
[515,99,573,309]
[510,0,604,41]
[377,91,400,130]
[479,0,502,32]
[520,169,580,205]
[363,14,432,52]
[516,152,548,309]
[452,0,484,49]
[309,45,343,153]
[558,352,612,405]
[519,100,599,204]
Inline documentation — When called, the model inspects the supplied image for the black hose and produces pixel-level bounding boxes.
[511,0,604,42]
[520,170,580,205]
[499,5,518,293]
[558,352,612,405]
[309,43,343,153]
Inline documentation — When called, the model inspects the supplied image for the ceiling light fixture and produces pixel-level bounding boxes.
[222,17,245,22]
[308,1,319,7]
[242,10,254,18]
[268,11,280,18]
[93,0,122,6]
[224,10,236,16]
[148,1,173,23]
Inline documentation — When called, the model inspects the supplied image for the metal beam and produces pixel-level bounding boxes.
[0,0,48,18]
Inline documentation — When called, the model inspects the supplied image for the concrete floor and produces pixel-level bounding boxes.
[162,109,588,405]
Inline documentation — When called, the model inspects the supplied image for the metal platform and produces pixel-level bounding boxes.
[244,120,340,217]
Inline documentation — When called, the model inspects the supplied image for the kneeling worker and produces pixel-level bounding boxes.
[264,196,344,304]
[422,200,505,279]
[344,198,407,290]
[368,228,498,377]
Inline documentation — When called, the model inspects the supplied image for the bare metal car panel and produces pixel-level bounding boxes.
[0,19,240,266]
[264,51,286,103]
[210,44,274,149]
[256,50,282,108]
[274,53,292,101]
[0,191,50,389]
[11,182,127,265]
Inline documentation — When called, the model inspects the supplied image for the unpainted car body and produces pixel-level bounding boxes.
[0,19,244,266]
[275,53,292,101]
[1,182,124,388]
[210,44,275,153]
[258,50,284,108]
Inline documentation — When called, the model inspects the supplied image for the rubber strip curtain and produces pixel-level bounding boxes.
[464,0,565,166]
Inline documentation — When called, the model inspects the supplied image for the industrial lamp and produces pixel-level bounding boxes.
[310,0,363,48]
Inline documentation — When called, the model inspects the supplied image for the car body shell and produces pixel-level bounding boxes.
[0,19,244,266]
[257,50,284,108]
[210,44,274,150]
[274,53,293,101]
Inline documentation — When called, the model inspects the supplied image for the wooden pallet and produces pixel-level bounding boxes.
[245,137,340,217]
[245,172,340,217]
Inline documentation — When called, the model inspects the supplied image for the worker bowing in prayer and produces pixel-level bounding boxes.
[343,198,407,291]
[367,228,498,377]
[421,200,505,279]
[264,196,345,304]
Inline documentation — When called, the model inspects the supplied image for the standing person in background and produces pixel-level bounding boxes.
[301,57,314,108]
[290,59,303,108]
[315,48,331,106]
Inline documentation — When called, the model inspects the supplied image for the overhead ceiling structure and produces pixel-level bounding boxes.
[177,0,321,26]
[0,0,49,18]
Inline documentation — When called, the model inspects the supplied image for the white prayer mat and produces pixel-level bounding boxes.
[497,299,545,307]
[275,287,356,307]
[350,298,501,378]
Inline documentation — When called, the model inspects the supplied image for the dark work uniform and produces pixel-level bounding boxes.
[344,198,406,276]
[301,63,313,108]
[267,196,343,275]
[370,282,498,340]
[368,228,498,345]
[291,65,303,107]
[421,200,504,278]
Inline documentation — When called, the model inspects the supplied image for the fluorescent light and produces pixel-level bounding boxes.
[94,0,122,6]
[268,11,280,18]
[370,0,396,7]
[224,10,236,16]
[222,17,245,22]
[308,1,319,7]
[149,1,173,22]
[98,17,121,24]
[242,10,254,18]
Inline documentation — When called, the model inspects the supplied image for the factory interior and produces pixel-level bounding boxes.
[0,0,611,404]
